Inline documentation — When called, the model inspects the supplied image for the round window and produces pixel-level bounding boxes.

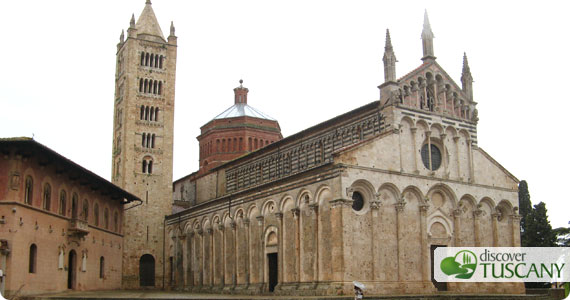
[421,144,442,171]
[352,191,364,211]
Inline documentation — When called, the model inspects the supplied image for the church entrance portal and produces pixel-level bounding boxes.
[67,250,77,289]
[431,245,447,291]
[139,254,155,287]
[267,253,278,292]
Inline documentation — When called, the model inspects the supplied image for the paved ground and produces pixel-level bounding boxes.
[29,290,553,300]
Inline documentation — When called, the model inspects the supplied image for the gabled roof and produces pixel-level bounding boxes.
[0,137,140,204]
[213,103,276,121]
[135,1,165,41]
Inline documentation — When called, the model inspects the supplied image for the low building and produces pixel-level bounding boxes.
[0,138,139,297]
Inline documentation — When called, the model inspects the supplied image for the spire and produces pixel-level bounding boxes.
[135,0,166,41]
[234,79,249,104]
[170,21,175,37]
[129,14,136,28]
[382,29,397,83]
[461,52,474,101]
[421,10,436,61]
[120,30,125,43]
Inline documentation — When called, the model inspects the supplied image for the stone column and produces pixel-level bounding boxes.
[396,126,403,173]
[395,197,406,282]
[244,218,250,287]
[218,224,225,286]
[198,229,204,287]
[256,216,265,288]
[426,130,432,171]
[420,202,430,283]
[291,207,300,283]
[275,212,284,288]
[231,220,237,288]
[207,228,214,287]
[188,232,194,288]
[511,213,522,247]
[370,196,382,280]
[473,208,483,247]
[467,138,474,182]
[440,133,448,178]
[178,233,187,288]
[309,203,319,285]
[411,127,419,173]
[491,213,499,247]
[453,208,462,246]
[328,199,346,282]
[453,136,461,180]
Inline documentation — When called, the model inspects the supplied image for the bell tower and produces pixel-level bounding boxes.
[111,0,177,288]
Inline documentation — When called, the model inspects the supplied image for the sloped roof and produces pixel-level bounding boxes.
[0,137,140,204]
[213,103,276,121]
[135,1,165,41]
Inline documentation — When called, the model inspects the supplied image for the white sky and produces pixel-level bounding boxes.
[1,0,569,228]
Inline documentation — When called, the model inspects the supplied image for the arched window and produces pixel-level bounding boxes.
[151,134,155,148]
[143,79,148,93]
[142,160,147,173]
[150,107,154,121]
[153,80,158,94]
[140,52,145,66]
[149,54,154,68]
[146,134,151,148]
[154,55,159,68]
[99,257,105,279]
[29,244,37,273]
[71,193,79,219]
[139,78,144,92]
[59,190,67,216]
[148,160,153,174]
[94,203,99,227]
[140,105,144,119]
[82,199,89,221]
[145,53,149,66]
[145,106,149,120]
[154,108,159,121]
[114,211,119,232]
[159,55,164,68]
[142,133,146,147]
[104,208,109,229]
[43,183,51,211]
[24,176,33,205]
[158,81,162,95]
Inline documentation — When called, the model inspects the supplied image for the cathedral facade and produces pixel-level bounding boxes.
[163,12,524,296]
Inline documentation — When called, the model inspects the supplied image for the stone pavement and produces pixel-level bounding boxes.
[29,290,554,300]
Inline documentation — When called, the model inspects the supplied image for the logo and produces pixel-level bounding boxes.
[440,249,477,279]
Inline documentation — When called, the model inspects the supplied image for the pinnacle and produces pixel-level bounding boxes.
[422,10,434,39]
[385,29,393,51]
[462,52,471,74]
[136,0,165,40]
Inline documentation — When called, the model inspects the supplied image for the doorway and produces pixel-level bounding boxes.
[67,250,77,289]
[140,254,155,287]
[267,253,278,292]
[430,245,447,291]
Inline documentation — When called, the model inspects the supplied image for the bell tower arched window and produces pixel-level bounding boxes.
[24,176,33,205]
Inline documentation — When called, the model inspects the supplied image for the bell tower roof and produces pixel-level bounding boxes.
[135,0,165,42]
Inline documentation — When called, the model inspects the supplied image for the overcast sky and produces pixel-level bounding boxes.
[1,0,569,228]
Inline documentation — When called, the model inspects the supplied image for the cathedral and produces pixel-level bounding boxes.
[0,1,525,298]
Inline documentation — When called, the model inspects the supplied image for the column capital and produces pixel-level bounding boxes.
[308,203,319,212]
[395,198,406,212]
[411,127,418,133]
[206,228,213,235]
[345,187,355,198]
[473,209,484,218]
[243,218,250,226]
[370,200,382,209]
[419,204,430,212]
[290,207,300,218]
[425,130,432,137]
[452,208,463,217]
[440,133,447,139]
[255,215,264,226]
[453,136,460,142]
[217,224,224,231]
[275,212,284,220]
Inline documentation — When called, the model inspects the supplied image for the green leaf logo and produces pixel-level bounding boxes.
[440,250,477,279]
